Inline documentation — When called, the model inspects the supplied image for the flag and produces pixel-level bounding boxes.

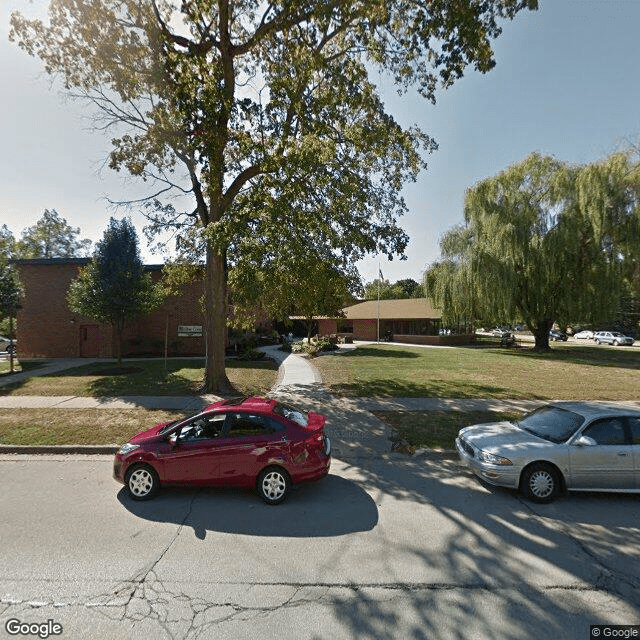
[378,267,383,281]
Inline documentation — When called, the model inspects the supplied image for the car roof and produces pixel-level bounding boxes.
[204,396,277,413]
[549,401,640,420]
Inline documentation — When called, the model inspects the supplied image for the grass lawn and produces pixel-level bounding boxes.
[374,410,523,452]
[0,359,48,377]
[0,358,278,397]
[0,408,186,446]
[313,343,640,400]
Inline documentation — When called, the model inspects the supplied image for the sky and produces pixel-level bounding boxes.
[2,0,640,286]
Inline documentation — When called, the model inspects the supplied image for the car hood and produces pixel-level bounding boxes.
[128,423,170,444]
[459,421,552,454]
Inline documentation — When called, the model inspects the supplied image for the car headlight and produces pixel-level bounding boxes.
[118,443,140,456]
[477,450,513,465]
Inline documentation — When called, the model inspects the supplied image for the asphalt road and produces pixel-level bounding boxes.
[1,453,639,640]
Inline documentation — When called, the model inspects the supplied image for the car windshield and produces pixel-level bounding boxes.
[273,403,309,427]
[158,415,192,435]
[515,406,584,444]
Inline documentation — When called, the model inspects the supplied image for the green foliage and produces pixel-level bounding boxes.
[0,225,16,262]
[364,277,422,300]
[10,0,537,389]
[67,218,164,362]
[0,264,23,321]
[426,152,640,349]
[14,209,91,259]
[230,247,361,338]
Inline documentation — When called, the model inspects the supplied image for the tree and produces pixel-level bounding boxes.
[11,0,537,391]
[364,278,404,300]
[425,152,640,350]
[67,218,164,363]
[396,278,423,298]
[0,225,16,262]
[0,264,23,372]
[229,245,361,340]
[15,209,91,259]
[424,225,482,328]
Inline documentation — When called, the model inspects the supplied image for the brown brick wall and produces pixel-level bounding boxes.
[16,262,208,359]
[317,319,337,336]
[354,319,379,341]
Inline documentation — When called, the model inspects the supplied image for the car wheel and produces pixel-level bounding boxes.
[521,463,560,504]
[595,339,600,344]
[125,463,160,501]
[613,340,619,346]
[257,467,290,505]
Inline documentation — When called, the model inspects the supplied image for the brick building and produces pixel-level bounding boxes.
[317,298,471,345]
[14,259,208,358]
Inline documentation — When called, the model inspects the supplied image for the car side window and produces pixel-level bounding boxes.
[582,418,628,445]
[179,414,225,441]
[629,418,640,445]
[226,413,273,438]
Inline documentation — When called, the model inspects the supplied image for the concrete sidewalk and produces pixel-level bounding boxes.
[4,346,635,458]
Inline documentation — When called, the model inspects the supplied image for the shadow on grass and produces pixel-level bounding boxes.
[329,377,541,400]
[492,344,640,370]
[343,346,422,359]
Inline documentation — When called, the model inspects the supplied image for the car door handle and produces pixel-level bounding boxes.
[617,452,629,456]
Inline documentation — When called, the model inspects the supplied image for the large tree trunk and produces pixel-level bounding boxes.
[204,243,230,393]
[532,319,553,351]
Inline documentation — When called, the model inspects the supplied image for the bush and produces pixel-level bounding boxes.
[315,338,339,352]
[237,348,266,361]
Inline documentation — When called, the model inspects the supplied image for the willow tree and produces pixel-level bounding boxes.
[426,152,640,350]
[11,0,537,391]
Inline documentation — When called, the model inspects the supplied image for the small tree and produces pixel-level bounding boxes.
[228,241,361,341]
[16,209,91,259]
[0,264,23,373]
[67,218,164,363]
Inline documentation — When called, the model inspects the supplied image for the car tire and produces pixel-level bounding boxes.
[613,340,619,346]
[257,467,290,505]
[595,339,600,345]
[125,463,160,501]
[520,463,560,504]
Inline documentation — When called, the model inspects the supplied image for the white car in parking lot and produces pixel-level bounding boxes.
[573,330,594,340]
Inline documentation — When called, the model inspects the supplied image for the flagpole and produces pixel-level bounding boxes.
[377,262,381,343]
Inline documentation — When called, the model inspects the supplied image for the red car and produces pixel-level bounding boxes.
[113,397,331,505]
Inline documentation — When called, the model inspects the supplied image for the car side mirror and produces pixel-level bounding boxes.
[574,435,596,446]
[168,433,179,446]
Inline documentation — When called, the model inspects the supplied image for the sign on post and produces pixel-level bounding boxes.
[178,325,203,337]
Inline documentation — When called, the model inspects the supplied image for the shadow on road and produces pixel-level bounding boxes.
[326,453,640,640]
[117,472,378,538]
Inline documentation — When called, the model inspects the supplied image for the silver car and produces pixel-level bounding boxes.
[0,335,15,354]
[593,331,634,346]
[456,402,640,503]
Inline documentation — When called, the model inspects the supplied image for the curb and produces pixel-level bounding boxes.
[0,445,119,455]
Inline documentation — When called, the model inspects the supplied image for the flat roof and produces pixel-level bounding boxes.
[12,258,165,271]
